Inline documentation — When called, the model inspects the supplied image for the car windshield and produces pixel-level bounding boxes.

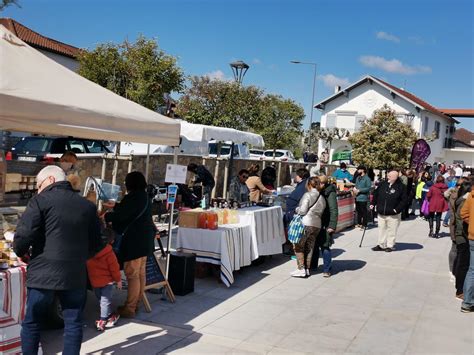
[209,143,232,155]
[264,151,285,157]
[250,150,263,155]
[13,138,52,154]
[84,140,108,153]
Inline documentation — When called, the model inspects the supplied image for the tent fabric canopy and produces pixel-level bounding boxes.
[0,25,180,146]
[180,121,264,147]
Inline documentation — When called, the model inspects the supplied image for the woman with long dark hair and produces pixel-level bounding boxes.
[105,171,155,318]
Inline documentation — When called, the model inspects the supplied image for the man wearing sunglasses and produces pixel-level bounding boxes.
[13,165,101,355]
[229,169,250,203]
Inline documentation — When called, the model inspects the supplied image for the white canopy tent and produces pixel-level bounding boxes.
[0,25,180,145]
[120,120,265,156]
[180,121,264,147]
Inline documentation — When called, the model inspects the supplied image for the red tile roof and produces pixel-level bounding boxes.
[373,76,454,121]
[0,18,79,59]
[437,109,474,117]
[453,128,474,146]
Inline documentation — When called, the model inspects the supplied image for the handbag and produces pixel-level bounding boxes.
[287,193,321,244]
[421,199,430,216]
[110,198,149,254]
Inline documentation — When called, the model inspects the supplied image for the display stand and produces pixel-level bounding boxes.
[142,253,175,312]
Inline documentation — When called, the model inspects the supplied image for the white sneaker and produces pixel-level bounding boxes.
[290,269,306,278]
[305,269,310,277]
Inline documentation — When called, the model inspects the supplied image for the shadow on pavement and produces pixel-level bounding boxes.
[40,254,290,354]
[331,259,367,275]
[395,242,423,251]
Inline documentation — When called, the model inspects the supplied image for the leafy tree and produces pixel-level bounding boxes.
[177,76,263,131]
[349,105,417,169]
[255,94,304,154]
[177,76,305,152]
[0,0,20,11]
[78,36,185,111]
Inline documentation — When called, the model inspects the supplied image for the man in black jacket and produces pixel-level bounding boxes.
[188,163,215,207]
[370,170,407,252]
[14,165,101,355]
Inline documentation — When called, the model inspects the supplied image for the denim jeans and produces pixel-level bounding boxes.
[315,246,332,273]
[462,240,474,307]
[21,288,86,355]
[443,208,451,225]
[94,284,114,320]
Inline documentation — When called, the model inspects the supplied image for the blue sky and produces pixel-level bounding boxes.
[3,0,474,130]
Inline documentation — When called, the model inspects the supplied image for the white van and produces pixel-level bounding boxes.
[208,140,250,159]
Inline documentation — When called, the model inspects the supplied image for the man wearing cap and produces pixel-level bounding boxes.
[353,166,372,230]
[370,169,407,252]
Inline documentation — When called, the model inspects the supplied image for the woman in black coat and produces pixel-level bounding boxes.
[105,172,155,318]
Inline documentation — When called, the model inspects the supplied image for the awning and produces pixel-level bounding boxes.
[180,121,264,147]
[0,25,180,146]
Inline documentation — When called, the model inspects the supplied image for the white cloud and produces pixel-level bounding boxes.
[376,31,400,43]
[253,58,262,64]
[359,55,432,75]
[318,74,350,90]
[204,70,229,81]
[408,35,425,45]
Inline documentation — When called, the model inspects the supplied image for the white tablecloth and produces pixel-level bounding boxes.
[0,266,27,354]
[176,225,253,287]
[237,206,286,258]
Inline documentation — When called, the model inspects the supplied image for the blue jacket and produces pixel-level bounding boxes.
[355,175,372,202]
[332,169,352,181]
[285,178,307,221]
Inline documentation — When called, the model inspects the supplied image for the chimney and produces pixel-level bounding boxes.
[334,85,341,94]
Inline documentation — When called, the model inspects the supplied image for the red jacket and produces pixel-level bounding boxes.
[427,183,448,213]
[87,244,121,288]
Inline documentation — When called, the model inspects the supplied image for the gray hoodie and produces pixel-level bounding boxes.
[296,189,327,228]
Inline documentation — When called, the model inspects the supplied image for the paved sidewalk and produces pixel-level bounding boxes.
[41,217,474,354]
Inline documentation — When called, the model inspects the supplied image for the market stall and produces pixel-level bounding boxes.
[175,205,285,286]
[0,24,182,347]
[336,191,355,232]
[176,224,253,286]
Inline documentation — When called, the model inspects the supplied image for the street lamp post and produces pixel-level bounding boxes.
[230,60,250,84]
[290,60,317,149]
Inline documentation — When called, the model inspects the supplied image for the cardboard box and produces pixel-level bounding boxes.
[178,209,204,228]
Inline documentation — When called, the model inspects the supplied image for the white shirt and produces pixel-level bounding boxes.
[455,167,463,177]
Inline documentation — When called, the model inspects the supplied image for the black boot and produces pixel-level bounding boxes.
[428,218,433,237]
[435,218,441,238]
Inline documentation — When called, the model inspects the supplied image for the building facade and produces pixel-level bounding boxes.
[315,76,458,164]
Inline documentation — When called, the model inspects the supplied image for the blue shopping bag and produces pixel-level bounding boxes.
[288,214,305,244]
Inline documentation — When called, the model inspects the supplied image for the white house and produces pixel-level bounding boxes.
[315,75,459,165]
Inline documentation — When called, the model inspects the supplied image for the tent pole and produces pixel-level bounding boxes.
[212,142,221,199]
[145,144,150,182]
[277,162,282,188]
[165,146,179,282]
[224,142,234,199]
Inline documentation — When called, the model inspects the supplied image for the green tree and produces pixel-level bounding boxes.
[349,105,417,169]
[78,36,185,111]
[177,76,263,130]
[0,0,20,11]
[255,94,304,154]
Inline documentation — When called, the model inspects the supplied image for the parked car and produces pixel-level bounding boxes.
[208,140,251,159]
[263,149,296,162]
[7,136,111,162]
[249,149,265,160]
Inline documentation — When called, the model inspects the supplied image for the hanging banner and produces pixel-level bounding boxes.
[410,139,431,173]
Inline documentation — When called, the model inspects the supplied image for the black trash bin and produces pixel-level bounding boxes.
[168,252,196,296]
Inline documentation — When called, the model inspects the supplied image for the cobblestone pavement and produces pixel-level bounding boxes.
[41,216,474,354]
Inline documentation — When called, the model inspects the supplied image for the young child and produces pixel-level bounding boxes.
[87,240,122,331]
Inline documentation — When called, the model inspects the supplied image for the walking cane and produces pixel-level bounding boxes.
[359,225,368,248]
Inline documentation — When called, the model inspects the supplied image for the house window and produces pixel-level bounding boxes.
[434,121,440,139]
[445,125,449,135]
[423,117,429,135]
[326,114,336,128]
